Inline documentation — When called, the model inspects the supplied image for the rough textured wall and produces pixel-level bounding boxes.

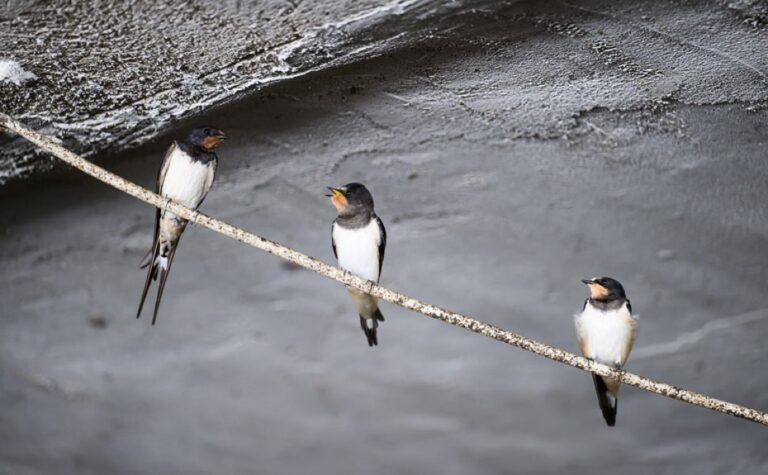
[0,0,496,183]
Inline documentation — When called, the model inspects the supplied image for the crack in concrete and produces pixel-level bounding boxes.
[525,11,662,78]
[560,0,768,82]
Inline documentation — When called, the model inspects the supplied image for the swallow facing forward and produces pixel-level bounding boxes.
[574,277,637,426]
[136,127,226,325]
[328,183,387,347]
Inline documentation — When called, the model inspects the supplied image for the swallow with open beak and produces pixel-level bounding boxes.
[136,126,226,325]
[574,277,638,426]
[328,183,387,347]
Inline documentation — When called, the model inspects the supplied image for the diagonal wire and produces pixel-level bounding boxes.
[2,112,766,426]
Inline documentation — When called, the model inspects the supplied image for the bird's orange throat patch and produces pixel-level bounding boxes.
[201,136,222,150]
[588,283,610,300]
[331,193,348,212]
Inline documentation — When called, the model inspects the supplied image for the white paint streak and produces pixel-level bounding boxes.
[0,59,36,85]
[633,308,768,360]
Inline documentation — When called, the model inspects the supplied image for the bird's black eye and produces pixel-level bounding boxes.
[204,128,211,135]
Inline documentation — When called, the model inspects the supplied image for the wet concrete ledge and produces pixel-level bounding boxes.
[0,0,502,183]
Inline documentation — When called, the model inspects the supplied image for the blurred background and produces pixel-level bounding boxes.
[2,1,768,474]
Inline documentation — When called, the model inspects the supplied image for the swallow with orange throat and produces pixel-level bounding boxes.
[136,126,226,325]
[574,276,638,426]
[328,183,387,347]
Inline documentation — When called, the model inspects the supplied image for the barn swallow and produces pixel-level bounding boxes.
[136,126,226,325]
[574,277,637,426]
[328,183,387,347]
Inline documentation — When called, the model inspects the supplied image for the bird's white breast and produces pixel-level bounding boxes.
[333,219,381,282]
[575,302,636,367]
[161,147,213,208]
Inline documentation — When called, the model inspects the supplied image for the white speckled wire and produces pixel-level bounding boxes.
[2,112,766,427]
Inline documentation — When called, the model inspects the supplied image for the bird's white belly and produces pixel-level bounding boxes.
[575,305,635,366]
[161,149,211,209]
[333,221,380,282]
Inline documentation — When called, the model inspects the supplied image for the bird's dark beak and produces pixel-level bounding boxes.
[326,187,345,198]
[581,279,593,285]
[215,130,227,141]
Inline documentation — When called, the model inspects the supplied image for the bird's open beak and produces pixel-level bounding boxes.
[215,130,227,141]
[326,187,345,198]
[327,187,348,210]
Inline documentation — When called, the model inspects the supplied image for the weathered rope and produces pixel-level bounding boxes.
[2,112,766,426]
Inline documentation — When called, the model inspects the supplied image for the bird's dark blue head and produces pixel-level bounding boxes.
[326,182,375,216]
[581,276,627,301]
[186,126,226,151]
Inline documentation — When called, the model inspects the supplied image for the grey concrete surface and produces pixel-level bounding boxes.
[2,0,768,474]
[0,0,501,183]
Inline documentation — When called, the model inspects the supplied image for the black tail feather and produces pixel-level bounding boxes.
[136,241,159,319]
[151,247,177,326]
[592,374,617,427]
[137,238,178,326]
[139,246,153,269]
[374,307,384,322]
[371,316,378,346]
[359,315,378,347]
